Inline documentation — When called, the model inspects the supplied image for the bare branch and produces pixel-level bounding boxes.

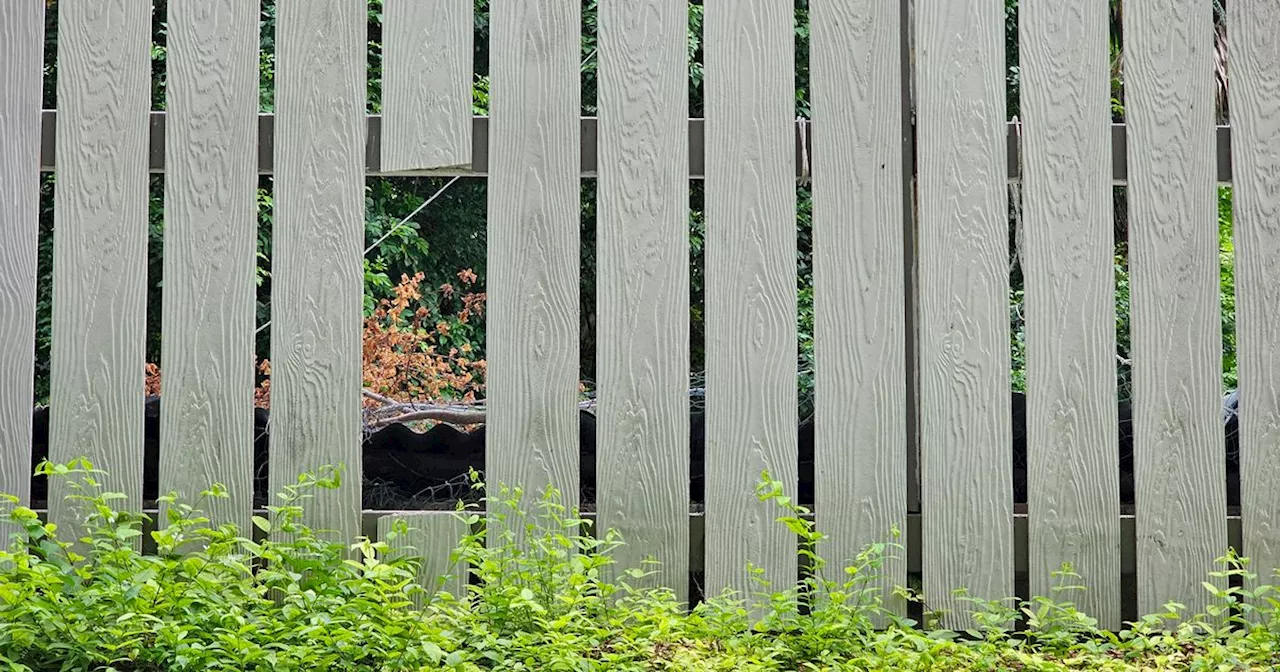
[362,389,397,405]
[369,408,488,428]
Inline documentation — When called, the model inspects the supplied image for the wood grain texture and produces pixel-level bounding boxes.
[48,0,152,547]
[808,0,907,621]
[1227,0,1280,605]
[0,0,44,512]
[380,0,473,172]
[378,512,470,606]
[1124,0,1225,620]
[485,0,581,531]
[914,0,1012,630]
[159,0,259,537]
[1019,0,1121,630]
[594,0,690,596]
[271,0,366,546]
[703,0,798,605]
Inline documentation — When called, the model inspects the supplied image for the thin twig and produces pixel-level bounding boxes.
[363,176,461,256]
[362,389,397,405]
[369,409,488,428]
[796,116,811,187]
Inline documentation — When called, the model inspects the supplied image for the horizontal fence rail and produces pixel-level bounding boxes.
[34,111,1236,183]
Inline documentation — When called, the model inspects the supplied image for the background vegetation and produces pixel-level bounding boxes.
[30,0,1239,419]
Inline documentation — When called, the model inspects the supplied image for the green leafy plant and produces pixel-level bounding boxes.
[6,461,1280,670]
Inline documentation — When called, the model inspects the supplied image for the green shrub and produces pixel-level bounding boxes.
[2,460,1279,670]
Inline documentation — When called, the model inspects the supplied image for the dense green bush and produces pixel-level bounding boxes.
[3,461,1279,670]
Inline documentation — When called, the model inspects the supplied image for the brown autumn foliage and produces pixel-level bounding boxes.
[145,270,488,414]
[253,359,272,409]
[360,270,487,407]
[144,363,162,397]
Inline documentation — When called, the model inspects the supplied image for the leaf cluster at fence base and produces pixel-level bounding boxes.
[1,461,1279,671]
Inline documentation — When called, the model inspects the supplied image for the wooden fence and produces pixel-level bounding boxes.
[1,0,1277,633]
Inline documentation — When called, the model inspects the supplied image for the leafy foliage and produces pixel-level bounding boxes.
[361,271,488,407]
[139,272,489,415]
[3,461,1280,670]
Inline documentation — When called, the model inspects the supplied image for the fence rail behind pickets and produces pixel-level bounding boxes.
[1,0,1278,633]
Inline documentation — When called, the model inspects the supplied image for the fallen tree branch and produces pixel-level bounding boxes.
[362,389,397,405]
[358,385,713,432]
[369,408,489,428]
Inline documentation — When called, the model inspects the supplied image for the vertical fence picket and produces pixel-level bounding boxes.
[0,0,44,519]
[159,0,259,537]
[270,0,366,546]
[48,0,152,548]
[595,0,691,596]
[809,0,908,621]
[703,0,798,607]
[485,0,581,532]
[1228,0,1280,611]
[914,0,1012,630]
[1124,0,1225,620]
[1019,0,1121,630]
[380,0,473,172]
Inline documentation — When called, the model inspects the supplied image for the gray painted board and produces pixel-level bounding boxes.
[380,0,473,172]
[1124,0,1226,620]
[809,0,907,621]
[0,0,43,513]
[1227,0,1280,606]
[159,0,259,536]
[703,0,798,605]
[1019,0,1122,630]
[378,512,470,606]
[49,0,152,548]
[595,0,690,597]
[914,0,1013,630]
[485,0,582,533]
[270,0,366,546]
